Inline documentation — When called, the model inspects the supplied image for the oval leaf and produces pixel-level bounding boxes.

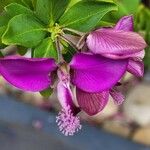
[35,0,70,25]
[0,26,6,47]
[34,37,58,60]
[59,1,117,32]
[5,3,33,18]
[21,0,34,9]
[0,0,24,13]
[0,12,11,27]
[2,14,47,48]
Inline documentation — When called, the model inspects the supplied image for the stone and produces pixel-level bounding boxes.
[133,127,150,145]
[102,120,131,138]
[123,83,150,126]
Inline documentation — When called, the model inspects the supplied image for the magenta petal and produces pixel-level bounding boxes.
[57,81,74,109]
[110,89,125,105]
[134,50,145,59]
[87,29,146,55]
[102,50,145,60]
[76,88,109,115]
[127,59,144,77]
[114,15,133,31]
[0,56,57,91]
[70,53,128,92]
[56,81,81,136]
[57,81,80,114]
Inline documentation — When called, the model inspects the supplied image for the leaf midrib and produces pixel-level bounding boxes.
[44,40,52,57]
[60,5,116,27]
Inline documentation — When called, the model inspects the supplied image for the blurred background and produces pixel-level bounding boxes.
[0,0,150,149]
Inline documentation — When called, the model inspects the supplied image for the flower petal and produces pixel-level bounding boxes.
[114,15,134,31]
[76,87,109,115]
[87,28,146,55]
[57,81,80,114]
[0,56,57,91]
[127,59,144,77]
[110,88,125,105]
[103,16,145,60]
[57,81,73,109]
[102,50,145,60]
[70,53,128,92]
[56,81,81,136]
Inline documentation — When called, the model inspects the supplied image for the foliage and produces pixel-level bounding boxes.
[0,0,117,96]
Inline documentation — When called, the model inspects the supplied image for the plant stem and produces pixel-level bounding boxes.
[76,34,87,50]
[56,37,64,63]
[60,35,78,52]
[63,28,84,36]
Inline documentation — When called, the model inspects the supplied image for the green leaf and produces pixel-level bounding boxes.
[59,1,117,32]
[0,50,4,57]
[21,0,33,9]
[146,22,150,45]
[63,45,76,62]
[119,0,140,15]
[0,12,11,27]
[2,14,47,48]
[104,0,140,22]
[0,0,24,13]
[31,0,37,10]
[17,46,28,55]
[67,0,80,9]
[35,0,70,25]
[96,20,114,27]
[40,88,53,98]
[144,47,150,68]
[5,3,33,18]
[68,0,115,9]
[0,12,10,48]
[34,37,58,60]
[0,26,6,46]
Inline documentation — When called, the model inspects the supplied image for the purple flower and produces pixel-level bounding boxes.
[0,15,147,136]
[70,53,128,113]
[87,15,147,77]
[0,52,128,135]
